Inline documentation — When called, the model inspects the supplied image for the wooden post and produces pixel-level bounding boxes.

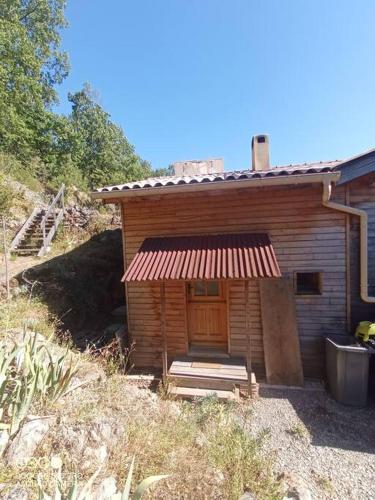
[42,219,46,249]
[61,184,65,214]
[160,282,168,381]
[2,216,10,300]
[245,280,252,397]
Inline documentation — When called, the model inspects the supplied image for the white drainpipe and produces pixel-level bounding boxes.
[322,179,375,303]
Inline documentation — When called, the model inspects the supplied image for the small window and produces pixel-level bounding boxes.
[207,281,219,296]
[189,281,221,298]
[295,272,322,295]
[257,135,266,143]
[194,281,205,296]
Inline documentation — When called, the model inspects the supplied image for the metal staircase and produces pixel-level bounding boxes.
[10,185,65,257]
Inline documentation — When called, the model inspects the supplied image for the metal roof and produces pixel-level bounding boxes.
[122,233,281,282]
[93,161,340,195]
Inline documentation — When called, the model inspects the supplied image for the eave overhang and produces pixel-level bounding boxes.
[91,171,341,202]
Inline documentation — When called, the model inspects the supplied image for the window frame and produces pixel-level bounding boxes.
[294,271,323,296]
[187,280,225,301]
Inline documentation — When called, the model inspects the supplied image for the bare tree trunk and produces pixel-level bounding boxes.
[2,216,10,300]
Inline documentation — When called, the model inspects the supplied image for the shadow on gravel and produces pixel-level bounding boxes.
[16,229,125,349]
[259,386,375,453]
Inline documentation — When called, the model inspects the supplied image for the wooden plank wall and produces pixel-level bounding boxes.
[227,280,264,373]
[338,152,375,184]
[345,174,375,329]
[127,282,187,367]
[123,183,347,377]
[259,278,304,386]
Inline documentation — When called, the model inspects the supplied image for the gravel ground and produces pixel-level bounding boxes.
[248,384,375,500]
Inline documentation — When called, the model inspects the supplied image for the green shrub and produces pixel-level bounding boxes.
[0,332,77,437]
[0,153,43,193]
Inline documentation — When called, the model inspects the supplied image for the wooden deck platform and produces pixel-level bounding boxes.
[168,357,258,400]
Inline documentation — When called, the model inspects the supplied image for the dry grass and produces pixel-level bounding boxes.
[51,226,91,257]
[12,372,281,499]
[0,367,281,499]
[313,472,334,495]
[0,294,280,499]
[117,395,280,499]
[287,422,310,440]
[0,294,56,338]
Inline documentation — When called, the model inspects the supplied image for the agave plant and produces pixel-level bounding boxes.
[38,456,169,500]
[38,346,78,402]
[0,341,39,436]
[117,456,169,500]
[0,342,19,424]
[0,333,78,437]
[38,455,102,500]
[7,367,40,436]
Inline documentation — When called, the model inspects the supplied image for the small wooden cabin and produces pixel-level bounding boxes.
[92,137,375,397]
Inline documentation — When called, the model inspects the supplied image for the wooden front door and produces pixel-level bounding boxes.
[187,281,228,351]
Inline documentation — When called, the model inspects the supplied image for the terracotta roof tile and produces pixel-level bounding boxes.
[94,161,341,194]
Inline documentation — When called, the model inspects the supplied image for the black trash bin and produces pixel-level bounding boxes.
[325,335,370,407]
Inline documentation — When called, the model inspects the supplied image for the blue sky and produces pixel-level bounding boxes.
[56,0,375,171]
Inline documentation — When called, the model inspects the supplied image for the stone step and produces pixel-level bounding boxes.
[168,386,240,401]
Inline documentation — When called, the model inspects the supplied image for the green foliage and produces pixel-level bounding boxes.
[152,165,174,177]
[0,152,43,192]
[0,172,13,216]
[0,0,68,161]
[0,2,153,191]
[0,332,77,436]
[67,84,152,189]
[121,456,169,500]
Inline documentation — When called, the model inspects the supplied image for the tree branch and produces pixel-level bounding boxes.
[19,0,42,22]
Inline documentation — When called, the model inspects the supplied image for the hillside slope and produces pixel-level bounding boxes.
[1,178,125,349]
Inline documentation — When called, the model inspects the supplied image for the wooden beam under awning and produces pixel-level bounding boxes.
[160,282,167,381]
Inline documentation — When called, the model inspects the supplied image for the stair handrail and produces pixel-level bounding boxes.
[9,206,40,251]
[40,184,65,253]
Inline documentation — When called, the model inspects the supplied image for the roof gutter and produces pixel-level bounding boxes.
[91,172,340,201]
[322,179,375,303]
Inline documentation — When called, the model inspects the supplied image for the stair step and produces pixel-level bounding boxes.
[25,226,53,236]
[17,239,42,244]
[25,231,51,236]
[27,224,54,229]
[14,249,39,255]
[168,375,240,391]
[10,186,64,256]
[15,248,39,252]
[16,246,40,250]
[168,386,239,401]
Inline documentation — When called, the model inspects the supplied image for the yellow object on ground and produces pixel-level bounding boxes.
[355,321,375,341]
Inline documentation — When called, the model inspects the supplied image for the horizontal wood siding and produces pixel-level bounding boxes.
[347,174,375,329]
[123,184,347,376]
[127,281,187,367]
[338,152,375,184]
[228,280,265,374]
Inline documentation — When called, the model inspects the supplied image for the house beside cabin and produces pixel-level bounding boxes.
[91,136,375,398]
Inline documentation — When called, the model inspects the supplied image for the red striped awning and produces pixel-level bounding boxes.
[123,233,281,282]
